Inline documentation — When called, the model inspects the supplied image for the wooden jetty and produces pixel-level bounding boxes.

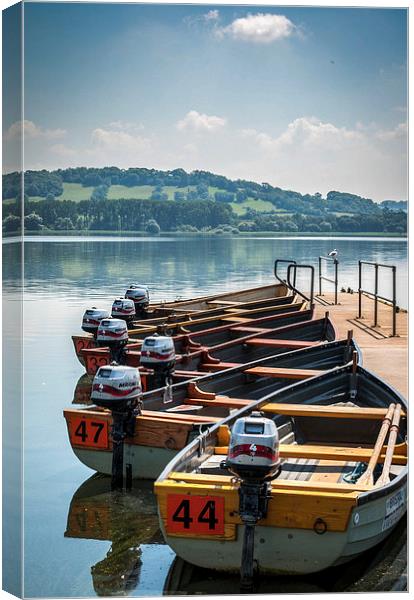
[314,292,407,397]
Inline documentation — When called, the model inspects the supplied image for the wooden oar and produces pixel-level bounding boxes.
[375,403,403,487]
[358,403,395,486]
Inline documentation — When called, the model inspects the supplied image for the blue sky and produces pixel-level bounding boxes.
[4,3,408,200]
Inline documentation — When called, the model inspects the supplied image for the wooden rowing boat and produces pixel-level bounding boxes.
[79,303,312,374]
[73,285,294,364]
[64,337,357,480]
[154,364,407,578]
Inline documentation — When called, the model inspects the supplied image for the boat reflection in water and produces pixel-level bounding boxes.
[164,515,406,595]
[73,373,94,405]
[64,474,163,596]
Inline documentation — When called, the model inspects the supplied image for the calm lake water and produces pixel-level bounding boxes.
[2,235,408,597]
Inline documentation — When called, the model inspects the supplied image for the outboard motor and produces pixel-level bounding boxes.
[140,334,176,389]
[222,412,280,592]
[91,365,142,491]
[96,318,129,364]
[125,284,149,318]
[111,298,136,324]
[81,307,110,336]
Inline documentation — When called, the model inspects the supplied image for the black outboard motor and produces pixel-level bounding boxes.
[140,334,176,389]
[111,298,136,326]
[91,365,142,490]
[222,412,280,592]
[96,318,129,364]
[125,285,149,318]
[81,307,110,336]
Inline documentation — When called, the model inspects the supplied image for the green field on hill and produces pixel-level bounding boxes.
[18,183,279,215]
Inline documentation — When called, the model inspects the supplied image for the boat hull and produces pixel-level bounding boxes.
[159,481,407,575]
[72,444,177,480]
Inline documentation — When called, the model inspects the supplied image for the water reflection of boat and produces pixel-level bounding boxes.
[73,373,94,405]
[164,515,407,594]
[64,474,163,596]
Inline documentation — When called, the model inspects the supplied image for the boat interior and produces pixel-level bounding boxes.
[160,366,407,493]
[80,313,335,377]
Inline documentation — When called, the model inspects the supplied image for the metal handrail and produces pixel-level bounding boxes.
[358,261,397,336]
[287,264,314,305]
[318,256,339,305]
[274,259,297,287]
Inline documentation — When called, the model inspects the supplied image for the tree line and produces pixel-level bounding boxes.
[3,196,407,235]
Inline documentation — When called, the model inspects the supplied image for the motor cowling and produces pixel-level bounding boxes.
[125,284,149,311]
[111,298,136,322]
[81,307,110,335]
[91,365,142,412]
[96,318,129,347]
[225,412,280,481]
[140,335,176,372]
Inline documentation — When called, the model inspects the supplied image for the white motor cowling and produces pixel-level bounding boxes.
[111,298,136,322]
[81,307,110,335]
[140,335,175,371]
[96,318,128,346]
[91,365,142,412]
[226,412,280,481]
[125,284,149,311]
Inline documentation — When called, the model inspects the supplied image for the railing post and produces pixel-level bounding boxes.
[318,256,322,296]
[358,261,362,319]
[310,266,314,305]
[374,264,378,327]
[392,266,397,337]
[334,259,338,305]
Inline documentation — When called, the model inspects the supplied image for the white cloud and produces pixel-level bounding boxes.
[244,117,363,151]
[375,122,407,141]
[107,120,144,133]
[204,10,219,21]
[50,143,77,158]
[4,120,66,141]
[176,110,227,133]
[234,116,407,200]
[217,13,295,44]
[91,127,152,152]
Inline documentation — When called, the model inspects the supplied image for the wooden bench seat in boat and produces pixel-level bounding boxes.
[166,471,374,493]
[185,396,252,409]
[260,403,407,420]
[206,300,242,306]
[229,326,273,334]
[200,362,240,372]
[219,317,253,323]
[141,409,221,424]
[243,367,325,380]
[172,370,207,379]
[244,338,319,349]
[183,390,407,421]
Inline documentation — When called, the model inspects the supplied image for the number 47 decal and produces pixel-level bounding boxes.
[167,494,225,535]
[69,416,109,449]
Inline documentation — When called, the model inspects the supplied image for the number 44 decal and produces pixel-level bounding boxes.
[167,494,225,535]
